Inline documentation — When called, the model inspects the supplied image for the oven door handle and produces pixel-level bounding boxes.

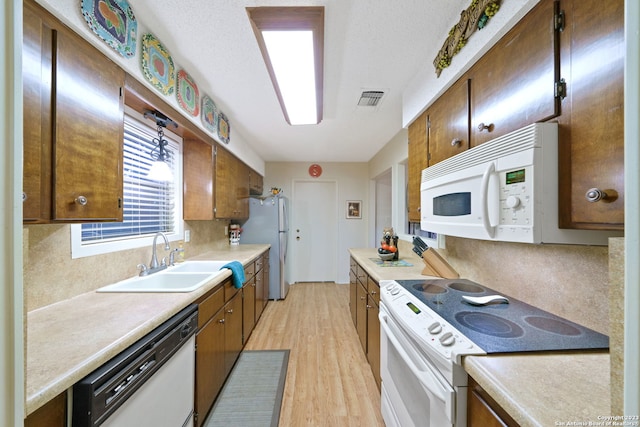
[379,312,455,422]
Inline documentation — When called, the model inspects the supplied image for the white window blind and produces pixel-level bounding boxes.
[71,111,183,258]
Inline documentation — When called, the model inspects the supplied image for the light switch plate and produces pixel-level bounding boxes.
[184,230,191,243]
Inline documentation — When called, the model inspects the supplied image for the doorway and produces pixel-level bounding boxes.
[291,180,338,282]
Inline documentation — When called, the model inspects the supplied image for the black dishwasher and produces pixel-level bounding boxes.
[72,304,198,427]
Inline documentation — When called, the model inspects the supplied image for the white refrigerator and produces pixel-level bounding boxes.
[241,195,289,299]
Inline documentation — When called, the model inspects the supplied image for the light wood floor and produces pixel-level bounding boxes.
[244,282,385,426]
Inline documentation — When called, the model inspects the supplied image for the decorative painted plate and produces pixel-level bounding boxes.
[201,95,218,134]
[81,0,137,57]
[217,111,231,144]
[141,33,175,95]
[176,70,200,116]
[308,164,322,178]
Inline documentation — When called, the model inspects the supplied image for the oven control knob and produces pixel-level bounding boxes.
[439,332,455,346]
[390,288,400,296]
[428,322,442,335]
[506,195,521,209]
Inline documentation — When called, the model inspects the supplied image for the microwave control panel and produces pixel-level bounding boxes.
[498,166,533,229]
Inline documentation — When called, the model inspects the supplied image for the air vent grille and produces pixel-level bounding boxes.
[357,90,385,107]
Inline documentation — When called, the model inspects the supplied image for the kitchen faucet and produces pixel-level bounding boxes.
[138,232,171,276]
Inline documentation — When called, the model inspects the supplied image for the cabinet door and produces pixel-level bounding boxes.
[349,268,357,326]
[356,282,368,353]
[243,277,256,344]
[407,111,428,222]
[183,137,214,220]
[469,0,559,147]
[224,292,243,376]
[53,27,124,221]
[195,309,225,427]
[236,161,250,218]
[557,0,624,229]
[255,258,265,320]
[468,377,519,427]
[366,297,381,390]
[23,2,53,222]
[215,146,248,219]
[427,78,470,166]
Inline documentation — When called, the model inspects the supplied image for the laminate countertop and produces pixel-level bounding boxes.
[349,247,611,427]
[25,244,269,416]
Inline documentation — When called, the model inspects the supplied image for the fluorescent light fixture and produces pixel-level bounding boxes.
[247,7,324,125]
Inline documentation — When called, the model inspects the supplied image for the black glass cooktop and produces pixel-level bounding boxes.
[395,278,609,354]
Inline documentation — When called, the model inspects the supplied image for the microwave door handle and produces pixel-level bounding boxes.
[379,312,455,422]
[481,162,496,238]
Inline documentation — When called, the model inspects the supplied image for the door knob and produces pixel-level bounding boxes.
[75,195,88,206]
[478,122,494,132]
[585,188,607,202]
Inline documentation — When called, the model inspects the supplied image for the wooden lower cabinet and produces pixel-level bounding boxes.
[468,377,519,427]
[349,257,381,391]
[243,273,256,344]
[194,280,243,426]
[24,392,66,427]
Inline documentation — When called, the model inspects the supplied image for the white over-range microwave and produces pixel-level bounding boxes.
[420,122,619,245]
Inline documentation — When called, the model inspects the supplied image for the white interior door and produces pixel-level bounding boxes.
[291,180,337,282]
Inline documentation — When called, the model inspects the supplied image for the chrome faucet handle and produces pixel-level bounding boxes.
[137,263,149,276]
[161,256,168,267]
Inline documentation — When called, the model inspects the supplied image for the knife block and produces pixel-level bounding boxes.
[421,248,459,279]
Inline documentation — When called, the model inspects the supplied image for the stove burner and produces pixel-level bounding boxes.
[412,283,447,294]
[447,282,484,293]
[455,311,524,338]
[524,316,582,336]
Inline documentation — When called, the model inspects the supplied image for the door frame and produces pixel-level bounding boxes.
[290,179,339,283]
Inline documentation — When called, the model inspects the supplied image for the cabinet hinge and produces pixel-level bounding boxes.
[118,197,122,209]
[427,152,432,161]
[426,117,431,129]
[214,146,217,156]
[554,78,567,99]
[554,10,565,31]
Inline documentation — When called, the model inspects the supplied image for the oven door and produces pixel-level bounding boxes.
[379,305,456,427]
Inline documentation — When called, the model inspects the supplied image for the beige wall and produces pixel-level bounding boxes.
[23,220,230,311]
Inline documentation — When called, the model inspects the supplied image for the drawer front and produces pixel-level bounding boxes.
[198,286,224,328]
[367,276,380,305]
[244,261,255,282]
[224,278,240,302]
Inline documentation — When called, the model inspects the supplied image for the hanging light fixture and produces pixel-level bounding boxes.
[144,110,178,182]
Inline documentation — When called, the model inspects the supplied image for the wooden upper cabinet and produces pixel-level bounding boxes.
[427,78,470,166]
[23,2,52,222]
[23,0,124,223]
[53,27,124,221]
[557,0,624,229]
[249,169,264,196]
[469,0,559,147]
[183,137,214,220]
[407,111,428,222]
[214,145,249,219]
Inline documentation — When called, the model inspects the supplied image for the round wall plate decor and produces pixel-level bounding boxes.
[308,164,322,178]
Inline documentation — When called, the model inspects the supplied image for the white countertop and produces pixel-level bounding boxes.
[26,244,269,416]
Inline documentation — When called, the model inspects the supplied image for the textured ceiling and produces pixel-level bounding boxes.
[127,0,469,162]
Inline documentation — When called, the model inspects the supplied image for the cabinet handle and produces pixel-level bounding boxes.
[23,192,27,202]
[585,188,608,203]
[451,138,462,146]
[226,308,234,314]
[360,296,366,300]
[478,122,494,132]
[218,319,225,324]
[75,196,88,206]
[366,305,372,309]
[370,290,377,295]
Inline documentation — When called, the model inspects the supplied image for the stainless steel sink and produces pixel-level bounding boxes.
[168,260,230,273]
[97,270,226,293]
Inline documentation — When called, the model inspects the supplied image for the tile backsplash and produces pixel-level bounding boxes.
[23,220,229,311]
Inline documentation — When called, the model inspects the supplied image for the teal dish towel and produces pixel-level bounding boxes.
[220,261,245,288]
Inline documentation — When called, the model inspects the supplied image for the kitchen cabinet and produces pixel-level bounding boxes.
[215,145,250,219]
[194,280,244,426]
[556,0,624,229]
[24,392,65,427]
[427,78,470,166]
[407,111,428,222]
[349,258,357,325]
[249,169,264,196]
[242,260,257,344]
[254,252,268,321]
[183,137,214,220]
[468,0,559,147]
[366,276,381,390]
[468,376,519,427]
[349,258,381,390]
[23,0,124,223]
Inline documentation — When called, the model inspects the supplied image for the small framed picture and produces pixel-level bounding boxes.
[346,200,362,219]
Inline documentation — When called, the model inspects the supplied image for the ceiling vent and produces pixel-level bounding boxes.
[357,90,385,107]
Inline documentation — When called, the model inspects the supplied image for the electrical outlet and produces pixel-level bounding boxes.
[184,230,191,243]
